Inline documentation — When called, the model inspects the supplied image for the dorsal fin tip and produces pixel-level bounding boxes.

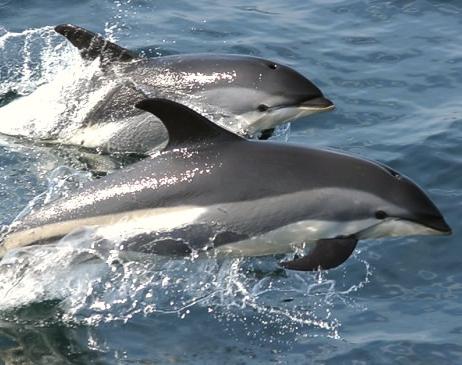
[135,98,242,149]
[54,23,85,36]
[54,23,136,62]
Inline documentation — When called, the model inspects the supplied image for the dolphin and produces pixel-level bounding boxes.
[0,24,333,155]
[0,99,451,269]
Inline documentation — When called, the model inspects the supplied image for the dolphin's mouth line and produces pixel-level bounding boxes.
[405,216,452,235]
[299,103,335,112]
[356,216,452,239]
[272,96,335,113]
[298,96,335,111]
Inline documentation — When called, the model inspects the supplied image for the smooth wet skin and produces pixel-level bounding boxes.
[0,23,333,154]
[0,99,450,270]
[122,53,334,134]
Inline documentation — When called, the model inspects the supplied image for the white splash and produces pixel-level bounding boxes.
[0,223,372,340]
[0,26,116,140]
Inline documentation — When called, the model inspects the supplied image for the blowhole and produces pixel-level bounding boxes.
[383,166,402,180]
[391,171,401,180]
[267,63,277,70]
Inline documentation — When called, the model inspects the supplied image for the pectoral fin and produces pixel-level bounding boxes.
[280,237,358,271]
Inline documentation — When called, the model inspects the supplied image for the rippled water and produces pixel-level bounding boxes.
[0,0,461,364]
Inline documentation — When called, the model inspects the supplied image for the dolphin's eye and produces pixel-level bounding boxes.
[267,63,277,70]
[258,104,269,112]
[375,211,387,220]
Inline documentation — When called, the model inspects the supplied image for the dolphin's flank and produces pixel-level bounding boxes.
[0,99,450,270]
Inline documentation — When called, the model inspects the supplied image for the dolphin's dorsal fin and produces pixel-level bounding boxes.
[55,24,136,62]
[135,98,242,149]
[280,237,358,271]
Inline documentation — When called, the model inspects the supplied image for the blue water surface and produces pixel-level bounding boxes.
[0,0,461,364]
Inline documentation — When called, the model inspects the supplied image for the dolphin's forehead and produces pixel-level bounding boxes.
[150,54,277,74]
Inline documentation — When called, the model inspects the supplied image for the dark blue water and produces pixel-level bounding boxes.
[0,1,461,364]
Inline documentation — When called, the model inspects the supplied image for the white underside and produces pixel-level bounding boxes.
[356,218,439,239]
[213,219,372,257]
[240,105,334,135]
[62,122,128,148]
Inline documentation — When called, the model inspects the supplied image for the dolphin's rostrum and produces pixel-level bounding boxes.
[0,99,451,270]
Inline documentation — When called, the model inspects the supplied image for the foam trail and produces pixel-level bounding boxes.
[0,27,70,95]
[0,26,116,140]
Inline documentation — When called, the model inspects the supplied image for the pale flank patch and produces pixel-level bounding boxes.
[94,206,207,242]
[0,206,207,258]
[63,122,127,149]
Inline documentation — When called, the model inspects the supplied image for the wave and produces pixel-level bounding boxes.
[0,26,118,141]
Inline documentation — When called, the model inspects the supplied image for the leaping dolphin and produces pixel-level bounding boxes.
[0,24,334,155]
[0,99,451,269]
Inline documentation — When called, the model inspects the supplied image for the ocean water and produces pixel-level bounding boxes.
[0,0,461,364]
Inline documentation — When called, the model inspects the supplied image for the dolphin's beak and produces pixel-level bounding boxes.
[299,96,335,111]
[415,214,452,235]
[406,184,452,235]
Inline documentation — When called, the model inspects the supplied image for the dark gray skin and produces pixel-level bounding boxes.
[51,24,334,154]
[13,141,449,232]
[0,99,451,270]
